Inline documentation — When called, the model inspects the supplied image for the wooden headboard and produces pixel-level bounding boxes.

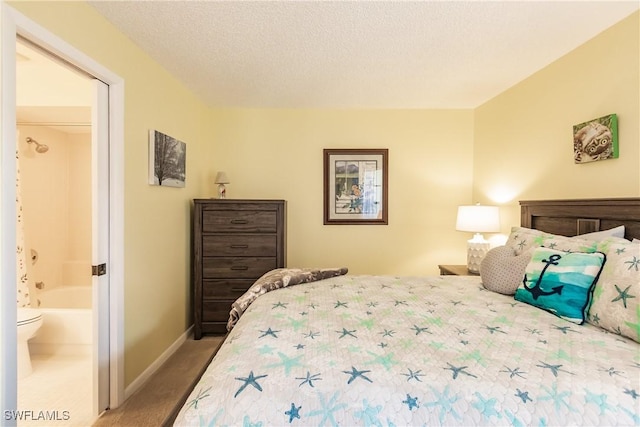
[520,198,640,241]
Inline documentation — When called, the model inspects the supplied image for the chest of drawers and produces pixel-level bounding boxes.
[192,199,286,338]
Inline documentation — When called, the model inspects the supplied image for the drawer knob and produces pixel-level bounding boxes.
[230,266,249,271]
[230,219,249,224]
[230,244,249,249]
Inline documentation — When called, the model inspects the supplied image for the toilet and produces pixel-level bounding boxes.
[17,307,43,379]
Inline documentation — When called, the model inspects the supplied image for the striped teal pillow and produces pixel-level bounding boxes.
[515,247,605,324]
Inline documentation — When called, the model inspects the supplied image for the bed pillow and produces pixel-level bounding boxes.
[505,226,623,256]
[581,225,625,239]
[514,247,605,324]
[587,240,640,342]
[480,246,532,295]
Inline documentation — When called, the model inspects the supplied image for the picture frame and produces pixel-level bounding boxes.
[573,114,618,164]
[323,148,388,225]
[149,130,186,187]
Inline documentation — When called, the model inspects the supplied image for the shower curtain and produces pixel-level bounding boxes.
[16,132,31,307]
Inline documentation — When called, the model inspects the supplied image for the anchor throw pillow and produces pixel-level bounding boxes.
[514,247,606,324]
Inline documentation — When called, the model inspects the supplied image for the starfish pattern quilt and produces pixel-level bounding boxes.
[174,275,640,426]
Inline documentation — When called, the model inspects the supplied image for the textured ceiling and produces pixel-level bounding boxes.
[89,1,639,109]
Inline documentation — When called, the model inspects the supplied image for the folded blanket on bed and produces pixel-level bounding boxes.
[227,267,348,331]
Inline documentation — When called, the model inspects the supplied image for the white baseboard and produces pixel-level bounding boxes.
[124,325,194,401]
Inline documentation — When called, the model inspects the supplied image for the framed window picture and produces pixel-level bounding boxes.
[323,148,388,225]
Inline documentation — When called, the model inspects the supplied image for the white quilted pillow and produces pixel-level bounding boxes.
[479,246,533,295]
[582,225,625,239]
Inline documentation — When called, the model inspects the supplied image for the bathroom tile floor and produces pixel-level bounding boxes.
[17,353,94,427]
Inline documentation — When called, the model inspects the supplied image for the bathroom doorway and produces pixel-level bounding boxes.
[16,39,97,426]
[2,4,125,418]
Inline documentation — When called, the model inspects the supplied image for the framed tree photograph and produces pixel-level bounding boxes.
[323,148,388,225]
[149,130,186,187]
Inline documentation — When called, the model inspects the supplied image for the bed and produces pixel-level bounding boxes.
[173,198,640,426]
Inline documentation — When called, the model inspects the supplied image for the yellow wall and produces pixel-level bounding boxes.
[8,1,214,386]
[208,108,475,275]
[474,11,640,229]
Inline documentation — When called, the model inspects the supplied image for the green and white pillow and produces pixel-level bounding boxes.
[484,227,624,298]
[587,240,640,342]
[505,226,624,256]
[514,247,605,324]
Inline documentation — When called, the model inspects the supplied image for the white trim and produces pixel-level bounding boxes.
[92,79,110,415]
[0,4,19,420]
[1,3,126,409]
[124,326,195,401]
[108,78,126,409]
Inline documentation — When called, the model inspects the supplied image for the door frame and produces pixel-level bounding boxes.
[0,3,125,412]
[92,79,112,415]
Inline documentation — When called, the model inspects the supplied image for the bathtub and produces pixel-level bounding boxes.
[37,286,92,309]
[29,286,93,356]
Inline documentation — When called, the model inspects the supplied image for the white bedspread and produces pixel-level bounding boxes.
[174,275,640,426]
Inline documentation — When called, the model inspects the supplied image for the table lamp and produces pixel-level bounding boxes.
[215,172,229,199]
[456,204,500,273]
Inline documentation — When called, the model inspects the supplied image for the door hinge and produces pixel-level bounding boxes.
[92,263,107,276]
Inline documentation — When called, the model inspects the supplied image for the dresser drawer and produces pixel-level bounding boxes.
[203,234,276,256]
[203,279,254,299]
[193,199,286,338]
[202,257,276,279]
[202,210,277,233]
[202,300,234,322]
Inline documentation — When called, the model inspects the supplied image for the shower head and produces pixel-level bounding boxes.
[26,137,49,153]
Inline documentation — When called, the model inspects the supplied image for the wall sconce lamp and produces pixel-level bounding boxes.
[456,204,500,273]
[215,171,229,199]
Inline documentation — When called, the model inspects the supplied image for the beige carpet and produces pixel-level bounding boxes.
[93,336,224,427]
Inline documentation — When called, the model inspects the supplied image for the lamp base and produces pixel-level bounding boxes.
[217,183,226,199]
[466,234,490,274]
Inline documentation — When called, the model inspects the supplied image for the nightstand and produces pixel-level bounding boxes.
[438,265,479,276]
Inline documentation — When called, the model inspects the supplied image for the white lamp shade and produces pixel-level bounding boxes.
[215,171,230,184]
[456,205,500,233]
